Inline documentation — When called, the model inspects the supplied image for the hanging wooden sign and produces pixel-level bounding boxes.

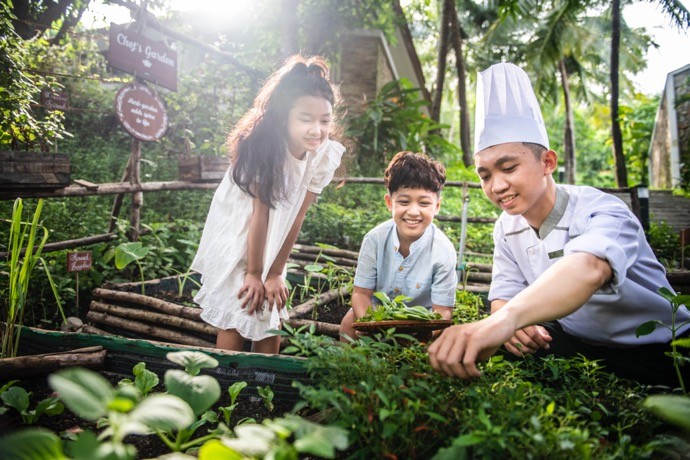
[108,23,178,91]
[40,89,69,111]
[115,83,169,141]
[67,251,92,272]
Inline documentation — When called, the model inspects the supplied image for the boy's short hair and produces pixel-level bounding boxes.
[384,151,446,195]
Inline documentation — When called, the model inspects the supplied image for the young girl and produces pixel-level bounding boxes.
[191,55,345,354]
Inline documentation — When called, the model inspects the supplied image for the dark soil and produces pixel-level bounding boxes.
[0,370,297,459]
[293,298,350,325]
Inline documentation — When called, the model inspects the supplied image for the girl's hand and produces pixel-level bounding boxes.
[264,274,289,311]
[238,273,264,315]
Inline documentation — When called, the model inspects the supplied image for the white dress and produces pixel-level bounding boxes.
[191,140,345,341]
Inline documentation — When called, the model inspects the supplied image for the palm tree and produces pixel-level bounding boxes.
[609,0,690,187]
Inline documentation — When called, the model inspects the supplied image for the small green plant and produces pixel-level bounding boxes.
[117,362,159,397]
[156,351,222,452]
[104,241,150,295]
[257,385,275,412]
[636,287,690,392]
[0,382,63,425]
[172,269,202,298]
[357,292,443,322]
[217,381,248,425]
[453,290,487,324]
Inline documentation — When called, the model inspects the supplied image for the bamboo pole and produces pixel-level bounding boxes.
[0,346,106,378]
[92,288,202,321]
[289,286,351,319]
[86,311,215,347]
[89,300,216,336]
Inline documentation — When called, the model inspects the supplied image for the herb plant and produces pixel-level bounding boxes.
[357,292,442,322]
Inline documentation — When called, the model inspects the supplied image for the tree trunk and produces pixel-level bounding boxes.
[431,0,452,125]
[89,300,216,336]
[448,0,472,165]
[610,0,628,187]
[92,288,203,321]
[558,59,576,184]
[0,346,106,378]
[86,311,215,347]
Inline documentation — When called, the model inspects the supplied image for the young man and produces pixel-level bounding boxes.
[340,151,458,341]
[428,63,690,386]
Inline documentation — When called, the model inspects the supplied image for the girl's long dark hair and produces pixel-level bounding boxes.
[228,55,341,208]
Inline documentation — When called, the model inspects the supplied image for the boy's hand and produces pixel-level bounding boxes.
[264,274,289,311]
[239,273,264,314]
[503,325,552,356]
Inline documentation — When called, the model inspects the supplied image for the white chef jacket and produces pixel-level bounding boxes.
[489,185,690,346]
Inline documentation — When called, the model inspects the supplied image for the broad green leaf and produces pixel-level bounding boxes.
[166,351,218,376]
[165,370,220,416]
[304,264,324,273]
[113,242,149,270]
[1,386,30,413]
[198,439,244,460]
[48,368,113,420]
[643,395,690,432]
[0,428,67,460]
[122,394,195,436]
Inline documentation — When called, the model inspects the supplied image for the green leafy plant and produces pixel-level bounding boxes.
[636,287,690,392]
[104,242,150,295]
[198,414,349,460]
[217,381,248,426]
[357,292,442,322]
[0,366,196,460]
[0,3,70,151]
[156,351,222,452]
[453,290,487,324]
[256,385,275,412]
[117,362,159,398]
[345,78,461,172]
[0,383,63,425]
[1,198,64,358]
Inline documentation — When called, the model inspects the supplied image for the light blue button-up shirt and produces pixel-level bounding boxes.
[354,219,457,309]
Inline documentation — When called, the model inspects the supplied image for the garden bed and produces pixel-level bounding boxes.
[1,327,310,458]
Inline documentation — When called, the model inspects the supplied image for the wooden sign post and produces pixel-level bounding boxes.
[67,251,92,311]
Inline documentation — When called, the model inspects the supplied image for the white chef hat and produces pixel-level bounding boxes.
[474,62,549,153]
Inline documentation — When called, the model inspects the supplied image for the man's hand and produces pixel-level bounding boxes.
[238,273,264,314]
[264,274,289,311]
[503,325,552,356]
[428,313,516,379]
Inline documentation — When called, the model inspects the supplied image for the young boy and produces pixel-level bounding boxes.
[428,63,690,386]
[339,151,458,341]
